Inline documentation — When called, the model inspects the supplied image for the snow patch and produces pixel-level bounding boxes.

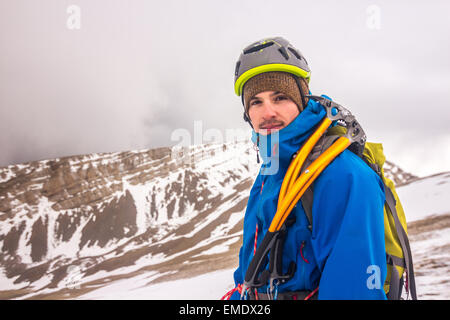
[193,237,240,257]
[78,269,234,300]
[397,172,450,222]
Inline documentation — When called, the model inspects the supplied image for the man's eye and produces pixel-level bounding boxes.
[250,100,261,106]
[275,95,287,101]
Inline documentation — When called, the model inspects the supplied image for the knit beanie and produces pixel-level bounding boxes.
[243,71,309,116]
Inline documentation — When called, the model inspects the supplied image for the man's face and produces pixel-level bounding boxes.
[248,91,300,135]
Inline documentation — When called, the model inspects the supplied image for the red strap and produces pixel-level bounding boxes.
[304,287,319,300]
[221,284,243,300]
[253,224,259,300]
[253,224,258,255]
[300,241,310,264]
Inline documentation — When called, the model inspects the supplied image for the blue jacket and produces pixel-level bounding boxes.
[231,97,387,300]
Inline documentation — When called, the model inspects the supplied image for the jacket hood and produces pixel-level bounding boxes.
[251,97,327,175]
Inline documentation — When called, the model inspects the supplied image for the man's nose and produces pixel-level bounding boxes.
[261,101,277,118]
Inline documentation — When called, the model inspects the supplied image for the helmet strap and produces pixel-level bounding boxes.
[241,94,260,163]
[254,133,260,163]
[241,93,255,129]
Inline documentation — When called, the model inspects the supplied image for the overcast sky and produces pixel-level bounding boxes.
[1,0,449,176]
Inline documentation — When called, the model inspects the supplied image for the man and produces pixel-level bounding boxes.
[228,37,387,300]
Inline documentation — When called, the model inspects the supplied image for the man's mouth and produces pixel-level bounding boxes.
[261,124,283,129]
[260,123,284,131]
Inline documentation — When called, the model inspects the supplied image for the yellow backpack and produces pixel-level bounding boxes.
[300,125,417,300]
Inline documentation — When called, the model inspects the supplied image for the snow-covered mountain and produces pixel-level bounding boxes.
[0,140,447,300]
[383,160,418,186]
[0,140,258,299]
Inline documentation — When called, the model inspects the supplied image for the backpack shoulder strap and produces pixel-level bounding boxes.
[384,185,418,300]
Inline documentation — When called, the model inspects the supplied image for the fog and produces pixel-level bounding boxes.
[1,0,449,176]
